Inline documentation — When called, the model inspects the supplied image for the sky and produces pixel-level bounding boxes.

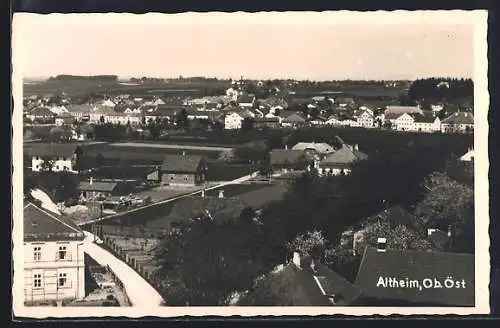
[13,12,478,81]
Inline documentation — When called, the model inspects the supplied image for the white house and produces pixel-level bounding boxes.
[441,112,474,133]
[55,113,74,126]
[224,112,244,130]
[226,87,242,101]
[237,94,256,109]
[393,113,415,131]
[23,202,86,306]
[30,143,84,173]
[356,110,374,128]
[413,115,441,133]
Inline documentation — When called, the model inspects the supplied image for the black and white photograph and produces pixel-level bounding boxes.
[11,11,490,317]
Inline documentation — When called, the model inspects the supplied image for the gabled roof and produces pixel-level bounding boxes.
[240,263,361,306]
[364,205,419,230]
[321,145,362,165]
[292,142,334,154]
[78,181,118,192]
[28,107,55,116]
[160,154,204,173]
[412,114,439,123]
[282,113,306,123]
[29,143,81,157]
[385,106,423,116]
[68,105,94,113]
[442,111,474,125]
[24,202,85,241]
[237,94,256,104]
[355,248,474,306]
[270,149,304,166]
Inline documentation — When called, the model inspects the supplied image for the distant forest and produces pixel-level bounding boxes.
[48,75,118,81]
[408,78,473,101]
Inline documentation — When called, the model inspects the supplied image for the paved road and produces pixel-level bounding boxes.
[108,142,233,152]
[82,231,165,307]
[79,171,259,225]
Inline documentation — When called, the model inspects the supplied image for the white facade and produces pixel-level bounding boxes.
[414,117,441,133]
[24,239,85,304]
[105,114,143,125]
[31,155,76,172]
[357,111,374,128]
[393,113,415,131]
[224,112,244,130]
[460,149,474,162]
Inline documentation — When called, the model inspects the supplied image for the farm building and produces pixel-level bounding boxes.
[160,154,208,186]
[28,143,88,173]
[77,179,134,199]
[318,144,368,176]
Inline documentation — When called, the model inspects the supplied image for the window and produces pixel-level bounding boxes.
[33,246,41,261]
[33,274,42,288]
[57,246,67,260]
[58,273,67,287]
[170,176,174,180]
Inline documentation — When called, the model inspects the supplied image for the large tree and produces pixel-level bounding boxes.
[413,172,474,229]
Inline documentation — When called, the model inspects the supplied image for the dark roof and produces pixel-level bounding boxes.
[68,105,94,113]
[240,263,361,306]
[270,149,304,166]
[354,248,475,306]
[321,145,366,166]
[412,114,439,123]
[160,154,204,173]
[442,112,474,125]
[365,205,419,230]
[29,107,55,116]
[78,181,118,192]
[24,202,85,242]
[282,112,306,123]
[237,94,256,104]
[28,143,81,157]
[254,117,280,123]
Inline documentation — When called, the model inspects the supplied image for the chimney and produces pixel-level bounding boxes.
[182,151,186,156]
[292,252,301,268]
[284,144,288,150]
[377,238,387,252]
[90,177,93,185]
[218,189,224,198]
[354,144,359,151]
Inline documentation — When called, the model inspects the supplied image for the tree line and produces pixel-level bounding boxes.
[407,77,473,101]
[48,75,118,81]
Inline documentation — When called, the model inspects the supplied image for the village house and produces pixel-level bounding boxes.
[238,252,362,306]
[105,112,143,125]
[160,154,208,186]
[29,143,86,173]
[281,112,307,128]
[253,117,281,129]
[49,105,69,116]
[77,178,133,200]
[355,110,374,128]
[325,116,342,126]
[23,202,86,306]
[269,148,307,172]
[224,112,245,130]
[318,144,368,176]
[55,112,74,126]
[26,107,56,123]
[67,104,94,122]
[392,113,415,131]
[353,245,474,306]
[412,114,441,133]
[441,111,474,133]
[89,106,116,124]
[349,205,419,255]
[237,94,256,109]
